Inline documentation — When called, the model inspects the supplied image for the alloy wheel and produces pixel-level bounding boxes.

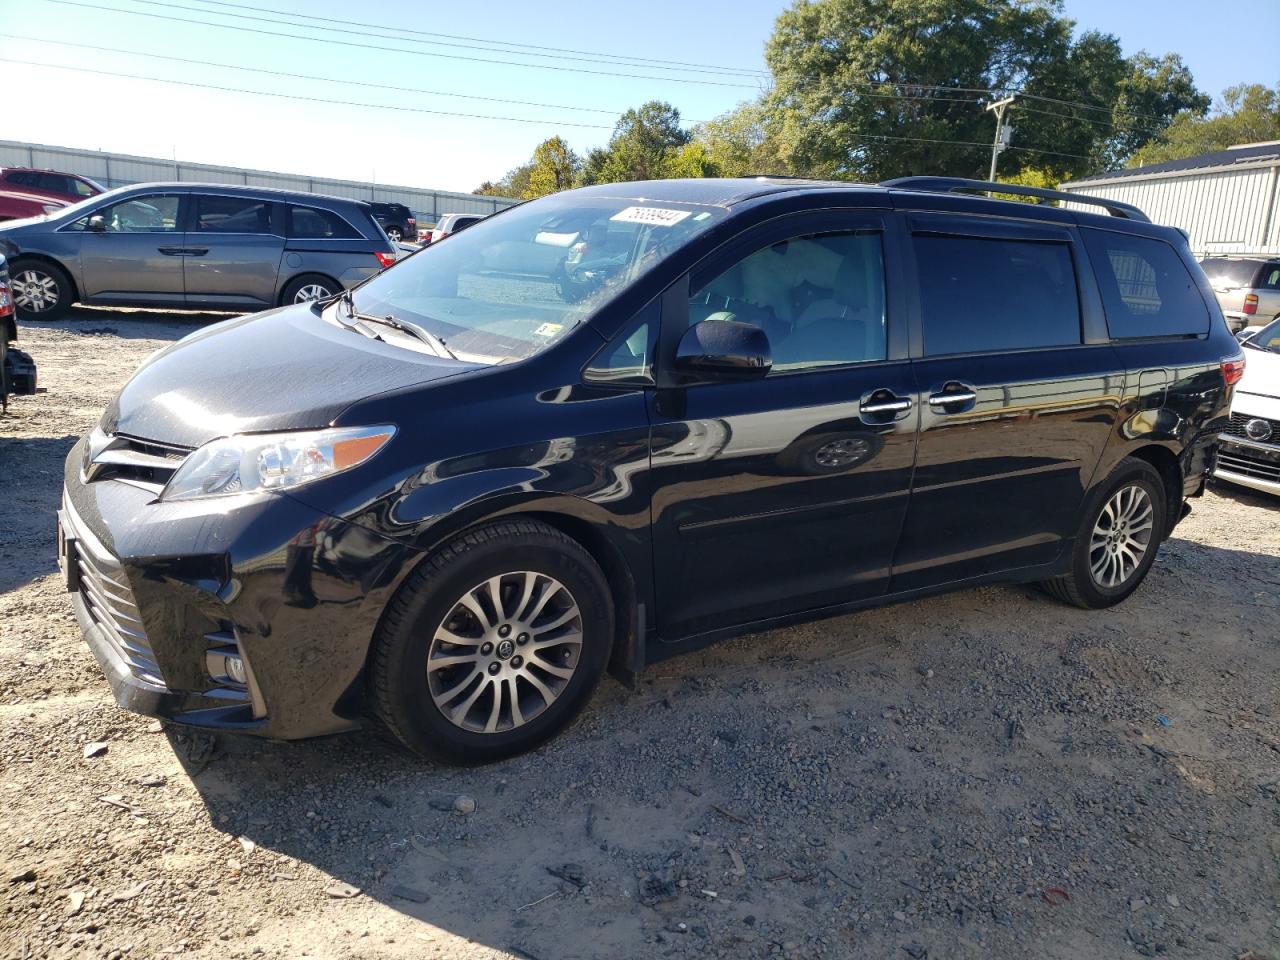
[293,283,333,303]
[12,270,59,312]
[426,571,583,734]
[1088,483,1155,588]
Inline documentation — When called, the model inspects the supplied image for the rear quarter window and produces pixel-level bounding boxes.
[286,205,361,240]
[1086,230,1209,339]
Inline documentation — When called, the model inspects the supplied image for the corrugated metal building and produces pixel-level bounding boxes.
[0,139,519,224]
[1060,141,1280,257]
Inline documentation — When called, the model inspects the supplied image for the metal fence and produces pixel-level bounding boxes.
[0,139,519,225]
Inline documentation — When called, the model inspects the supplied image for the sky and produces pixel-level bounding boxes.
[0,0,1274,194]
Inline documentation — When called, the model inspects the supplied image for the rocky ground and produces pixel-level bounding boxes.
[1,310,1277,960]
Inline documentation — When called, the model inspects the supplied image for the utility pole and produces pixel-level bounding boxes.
[986,94,1018,181]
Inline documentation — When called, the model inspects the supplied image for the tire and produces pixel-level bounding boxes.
[1040,457,1167,609]
[385,227,403,242]
[280,273,340,306]
[369,520,614,763]
[11,259,73,321]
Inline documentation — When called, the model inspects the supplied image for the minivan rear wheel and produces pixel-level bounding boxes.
[369,520,614,763]
[1040,457,1167,609]
[281,273,340,305]
[11,260,73,321]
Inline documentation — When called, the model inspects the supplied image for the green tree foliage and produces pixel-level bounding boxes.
[663,142,721,179]
[693,101,788,177]
[589,101,692,184]
[758,0,1207,182]
[473,162,533,198]
[525,137,581,198]
[1129,84,1280,167]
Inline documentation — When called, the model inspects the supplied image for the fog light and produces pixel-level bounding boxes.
[224,654,247,685]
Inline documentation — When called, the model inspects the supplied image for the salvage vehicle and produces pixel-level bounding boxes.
[1200,256,1280,333]
[1215,315,1280,496]
[0,167,104,203]
[0,188,68,222]
[0,253,37,411]
[0,183,397,319]
[58,176,1240,762]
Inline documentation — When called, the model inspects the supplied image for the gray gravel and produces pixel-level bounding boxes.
[1,310,1278,960]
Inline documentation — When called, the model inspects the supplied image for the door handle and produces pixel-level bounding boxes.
[157,246,185,256]
[927,382,978,413]
[859,389,913,421]
[184,248,209,256]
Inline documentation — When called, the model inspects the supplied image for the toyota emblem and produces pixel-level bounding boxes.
[1244,418,1273,442]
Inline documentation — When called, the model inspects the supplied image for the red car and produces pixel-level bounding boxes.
[0,167,105,203]
[0,188,68,222]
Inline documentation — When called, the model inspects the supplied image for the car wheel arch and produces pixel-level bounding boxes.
[278,272,341,306]
[10,253,81,302]
[358,497,646,703]
[1124,443,1182,537]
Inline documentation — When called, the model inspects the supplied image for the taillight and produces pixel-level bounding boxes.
[407,218,416,226]
[1221,356,1246,386]
[1243,294,1258,315]
[0,282,12,318]
[374,251,396,269]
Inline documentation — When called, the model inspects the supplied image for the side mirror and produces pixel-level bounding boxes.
[674,319,771,382]
[86,214,106,233]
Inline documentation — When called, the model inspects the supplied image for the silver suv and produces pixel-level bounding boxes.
[1200,257,1280,333]
[0,183,397,320]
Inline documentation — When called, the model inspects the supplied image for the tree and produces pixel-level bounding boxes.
[663,142,721,179]
[473,162,533,198]
[1129,84,1280,167]
[524,137,581,198]
[761,0,1207,182]
[593,101,692,184]
[693,101,789,177]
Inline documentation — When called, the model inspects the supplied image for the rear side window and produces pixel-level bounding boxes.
[5,171,34,187]
[1262,265,1280,290]
[913,234,1081,356]
[195,195,273,234]
[286,205,360,239]
[1085,231,1209,338]
[1200,258,1261,288]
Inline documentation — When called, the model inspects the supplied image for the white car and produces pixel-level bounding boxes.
[1216,317,1280,496]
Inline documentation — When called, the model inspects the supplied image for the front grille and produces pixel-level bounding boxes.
[84,430,190,490]
[72,517,165,687]
[1220,412,1280,444]
[1217,446,1280,483]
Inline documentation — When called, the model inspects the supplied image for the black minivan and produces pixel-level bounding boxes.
[59,176,1242,762]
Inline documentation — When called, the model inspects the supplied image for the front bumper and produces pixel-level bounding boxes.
[1214,436,1280,497]
[61,435,419,739]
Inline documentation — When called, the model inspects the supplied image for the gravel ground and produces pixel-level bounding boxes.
[1,310,1278,960]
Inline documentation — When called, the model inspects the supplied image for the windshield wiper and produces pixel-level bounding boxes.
[338,290,459,360]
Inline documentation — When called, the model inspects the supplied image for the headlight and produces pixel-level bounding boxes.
[161,425,395,501]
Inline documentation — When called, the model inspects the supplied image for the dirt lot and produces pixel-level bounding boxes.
[1,311,1278,960]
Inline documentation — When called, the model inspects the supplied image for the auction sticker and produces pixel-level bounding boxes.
[534,322,565,337]
[610,206,692,227]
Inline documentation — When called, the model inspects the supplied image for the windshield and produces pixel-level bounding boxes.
[1243,316,1280,354]
[351,194,726,364]
[43,184,140,223]
[1201,259,1260,288]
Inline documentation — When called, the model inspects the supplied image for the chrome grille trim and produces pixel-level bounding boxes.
[83,427,191,490]
[63,498,166,688]
[1217,448,1280,483]
[1219,412,1280,445]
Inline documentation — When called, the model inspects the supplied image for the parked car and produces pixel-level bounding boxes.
[417,225,434,244]
[429,212,485,243]
[0,183,397,319]
[58,176,1240,763]
[0,188,68,222]
[1200,256,1280,333]
[1,167,105,203]
[1215,315,1280,496]
[0,253,37,410]
[369,201,416,243]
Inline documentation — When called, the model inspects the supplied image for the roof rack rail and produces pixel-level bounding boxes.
[879,176,1150,223]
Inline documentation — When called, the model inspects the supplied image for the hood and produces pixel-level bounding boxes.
[1237,344,1280,406]
[102,303,477,448]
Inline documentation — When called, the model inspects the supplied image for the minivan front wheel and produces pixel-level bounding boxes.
[11,260,73,321]
[1041,457,1167,609]
[369,520,614,763]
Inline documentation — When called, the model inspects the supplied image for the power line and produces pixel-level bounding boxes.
[188,0,768,78]
[861,133,1092,161]
[46,0,762,88]
[0,58,615,129]
[11,35,621,116]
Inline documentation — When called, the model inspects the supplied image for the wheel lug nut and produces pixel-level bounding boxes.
[517,633,529,645]
[498,625,511,638]
[510,655,523,669]
[480,642,493,655]
[488,662,500,675]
